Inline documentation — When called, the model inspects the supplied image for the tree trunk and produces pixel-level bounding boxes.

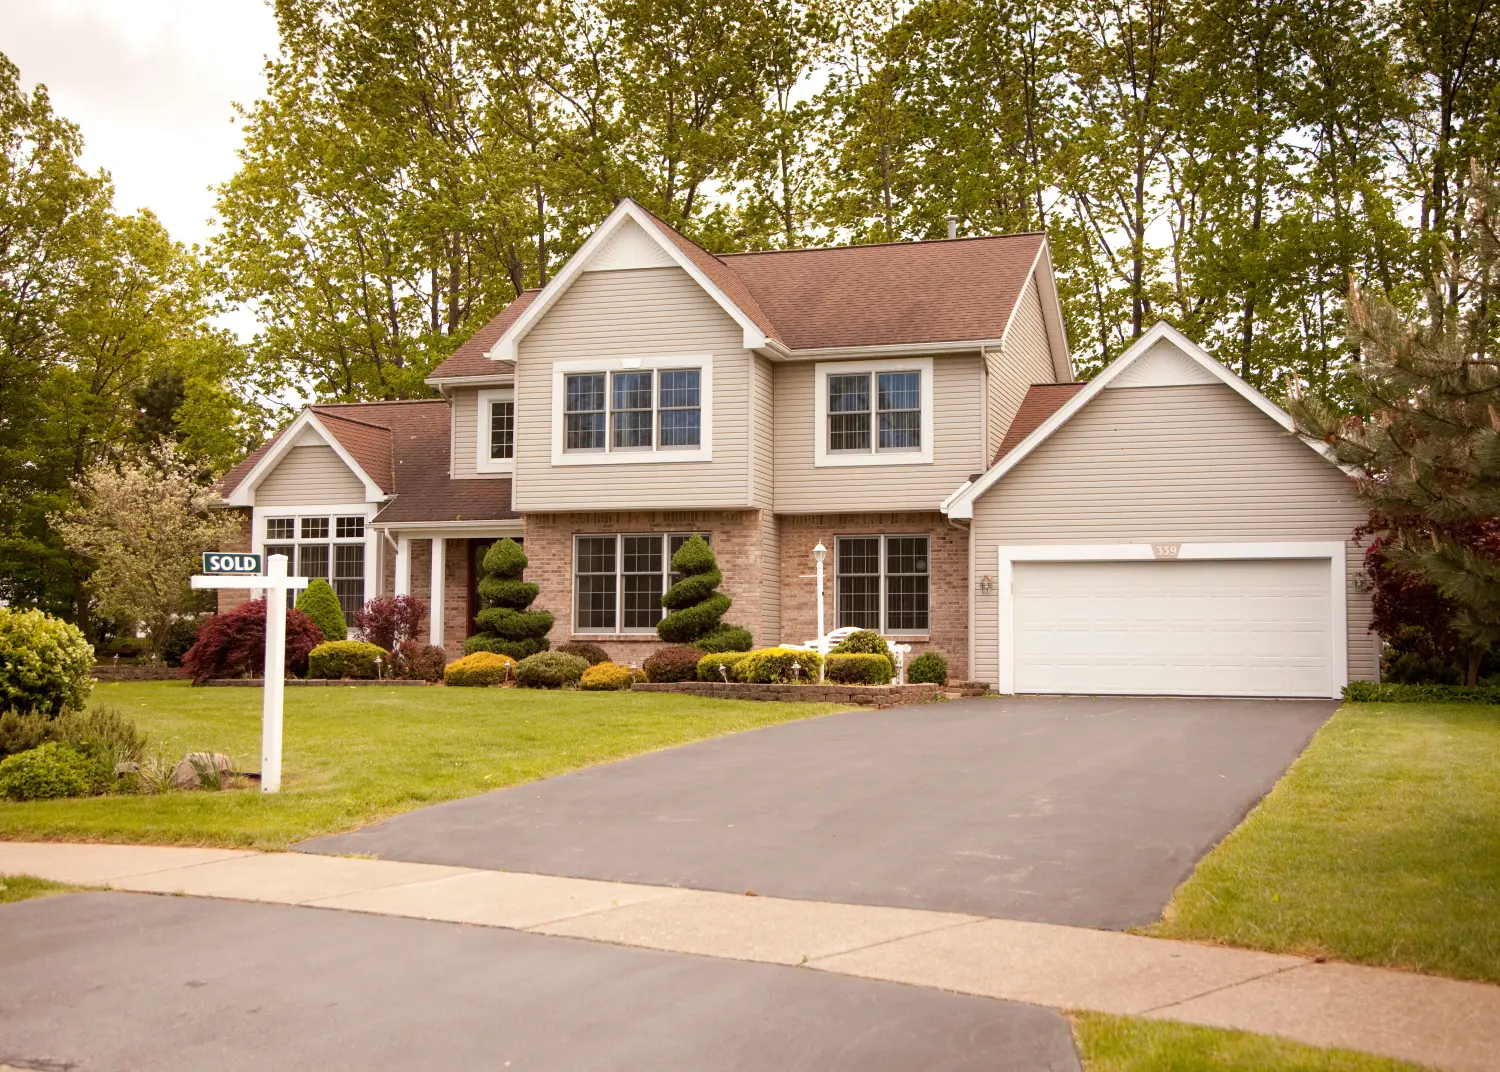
[1468,644,1483,688]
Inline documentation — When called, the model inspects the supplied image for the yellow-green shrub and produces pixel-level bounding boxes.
[579,662,636,691]
[733,648,823,684]
[443,651,516,687]
[696,650,752,682]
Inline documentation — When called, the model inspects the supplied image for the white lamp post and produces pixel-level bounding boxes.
[813,543,827,681]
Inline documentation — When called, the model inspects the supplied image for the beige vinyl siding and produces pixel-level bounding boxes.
[750,354,774,508]
[451,388,479,477]
[254,445,366,506]
[986,276,1058,460]
[773,354,986,513]
[760,510,780,644]
[968,382,1375,686]
[512,266,752,510]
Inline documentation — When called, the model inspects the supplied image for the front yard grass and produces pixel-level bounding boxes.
[1071,1012,1430,1071]
[1147,702,1500,984]
[0,682,849,850]
[0,874,77,906]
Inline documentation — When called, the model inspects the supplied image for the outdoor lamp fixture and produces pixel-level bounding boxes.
[977,575,996,597]
[813,543,828,681]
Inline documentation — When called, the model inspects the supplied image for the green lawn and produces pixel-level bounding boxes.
[1147,702,1500,983]
[1072,1013,1431,1071]
[0,682,849,850]
[0,873,77,905]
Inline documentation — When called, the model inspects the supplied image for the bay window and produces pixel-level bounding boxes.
[836,535,930,634]
[574,533,712,633]
[263,512,368,620]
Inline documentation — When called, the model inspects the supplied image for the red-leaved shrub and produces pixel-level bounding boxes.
[181,600,324,684]
[352,596,427,652]
[394,641,447,682]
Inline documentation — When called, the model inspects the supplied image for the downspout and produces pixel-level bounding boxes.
[948,511,973,685]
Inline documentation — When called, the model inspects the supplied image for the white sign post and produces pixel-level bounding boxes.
[191,553,308,793]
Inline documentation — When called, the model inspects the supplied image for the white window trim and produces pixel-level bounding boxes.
[476,387,516,474]
[815,357,934,468]
[249,503,378,612]
[550,355,713,466]
[834,533,932,638]
[572,532,710,635]
[994,541,1349,699]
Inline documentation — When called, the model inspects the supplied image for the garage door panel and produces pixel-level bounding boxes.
[1012,559,1332,698]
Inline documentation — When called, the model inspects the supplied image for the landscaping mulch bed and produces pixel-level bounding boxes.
[631,681,940,707]
[93,665,187,682]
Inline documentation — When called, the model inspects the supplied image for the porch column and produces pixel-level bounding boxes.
[429,536,445,646]
[395,535,411,597]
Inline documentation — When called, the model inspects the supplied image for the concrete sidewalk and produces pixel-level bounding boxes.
[3,841,1495,1072]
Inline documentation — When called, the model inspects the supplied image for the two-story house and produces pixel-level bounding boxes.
[217,199,1377,698]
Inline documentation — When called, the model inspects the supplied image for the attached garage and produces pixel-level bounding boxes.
[945,323,1377,699]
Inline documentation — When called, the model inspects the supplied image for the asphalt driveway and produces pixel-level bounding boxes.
[301,696,1334,929]
[0,893,1080,1072]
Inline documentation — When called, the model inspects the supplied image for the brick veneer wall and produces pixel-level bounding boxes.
[523,510,772,666]
[778,512,969,680]
[216,509,254,615]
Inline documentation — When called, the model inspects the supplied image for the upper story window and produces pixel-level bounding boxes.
[551,356,712,466]
[814,357,934,467]
[476,388,515,474]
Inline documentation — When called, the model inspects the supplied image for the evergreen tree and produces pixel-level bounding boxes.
[296,578,347,642]
[1293,164,1500,684]
[657,535,751,650]
[466,538,553,659]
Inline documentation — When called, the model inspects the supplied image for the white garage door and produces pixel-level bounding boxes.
[1012,558,1333,698]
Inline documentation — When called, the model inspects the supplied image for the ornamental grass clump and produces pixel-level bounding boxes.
[0,607,94,716]
[696,650,752,681]
[657,535,751,651]
[734,647,823,684]
[515,651,589,688]
[308,640,389,679]
[579,662,636,691]
[295,579,347,642]
[825,652,894,684]
[442,652,516,686]
[645,645,703,682]
[467,539,554,660]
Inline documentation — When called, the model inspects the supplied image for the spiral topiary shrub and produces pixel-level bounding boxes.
[308,640,389,679]
[295,578,347,642]
[696,650,753,682]
[733,647,823,684]
[466,539,554,660]
[644,645,703,682]
[695,627,753,653]
[394,641,447,682]
[557,642,611,666]
[656,535,750,650]
[579,662,636,691]
[0,607,94,716]
[831,629,892,658]
[443,651,516,687]
[0,742,110,801]
[826,652,894,684]
[515,651,589,688]
[907,652,948,685]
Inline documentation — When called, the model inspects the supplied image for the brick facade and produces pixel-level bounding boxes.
[523,510,773,667]
[216,509,254,615]
[778,512,969,680]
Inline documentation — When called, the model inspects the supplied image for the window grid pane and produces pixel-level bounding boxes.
[659,370,701,447]
[828,374,872,452]
[333,544,365,621]
[265,543,294,568]
[266,518,294,541]
[885,536,930,633]
[612,372,654,450]
[565,374,606,451]
[490,400,514,459]
[877,372,921,450]
[300,517,329,540]
[621,535,665,630]
[298,544,329,582]
[575,536,617,630]
[335,516,364,539]
[836,537,881,630]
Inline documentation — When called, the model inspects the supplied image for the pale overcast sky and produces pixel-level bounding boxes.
[0,0,281,251]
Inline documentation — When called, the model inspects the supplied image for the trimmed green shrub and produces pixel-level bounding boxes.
[443,651,516,687]
[0,709,46,758]
[308,640,389,680]
[645,646,703,682]
[697,650,753,682]
[1343,680,1500,704]
[394,641,446,682]
[907,652,949,685]
[295,579,347,642]
[658,536,749,646]
[826,653,894,685]
[0,742,109,801]
[48,704,147,766]
[696,626,754,653]
[735,647,823,684]
[161,616,204,667]
[580,662,636,690]
[0,607,94,716]
[468,539,554,660]
[516,651,589,688]
[832,629,892,658]
[558,642,611,666]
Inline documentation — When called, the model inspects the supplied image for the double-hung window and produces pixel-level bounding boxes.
[477,388,515,472]
[815,358,933,466]
[574,533,712,633]
[262,513,368,621]
[554,357,711,463]
[835,535,930,634]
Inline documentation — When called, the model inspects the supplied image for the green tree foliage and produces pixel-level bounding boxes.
[467,538,554,659]
[296,578,348,642]
[657,535,750,648]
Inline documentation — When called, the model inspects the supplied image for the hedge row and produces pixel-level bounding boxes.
[1342,680,1500,704]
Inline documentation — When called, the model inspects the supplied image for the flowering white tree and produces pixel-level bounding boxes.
[55,444,238,658]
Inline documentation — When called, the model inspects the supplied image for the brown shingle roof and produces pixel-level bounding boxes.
[313,411,394,492]
[424,290,539,382]
[993,382,1088,465]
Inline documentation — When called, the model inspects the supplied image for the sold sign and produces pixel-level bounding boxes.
[201,552,263,574]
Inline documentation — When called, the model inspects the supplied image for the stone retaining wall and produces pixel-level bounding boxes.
[631,681,940,707]
[92,665,188,682]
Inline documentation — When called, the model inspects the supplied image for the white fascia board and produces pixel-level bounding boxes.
[943,320,1340,520]
[370,519,524,535]
[767,339,1003,362]
[224,410,388,507]
[485,200,767,363]
[424,372,517,387]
